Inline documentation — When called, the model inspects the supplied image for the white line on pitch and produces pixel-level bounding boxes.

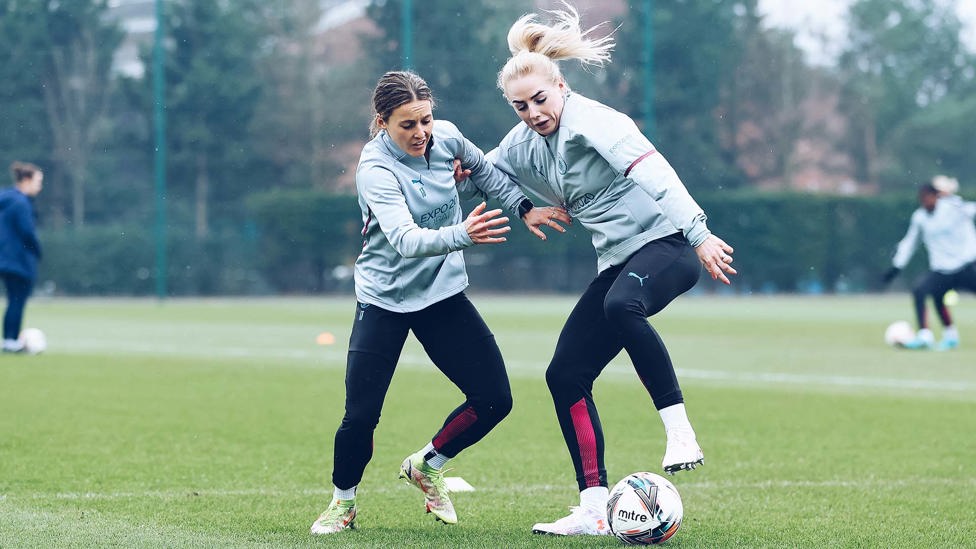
[40,343,976,394]
[4,477,972,502]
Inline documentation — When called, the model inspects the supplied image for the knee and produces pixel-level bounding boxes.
[603,294,643,328]
[468,389,512,428]
[545,360,578,394]
[338,409,381,434]
[466,369,513,417]
[488,390,513,421]
[911,285,928,300]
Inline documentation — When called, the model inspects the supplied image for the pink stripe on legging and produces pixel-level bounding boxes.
[432,406,478,449]
[569,398,600,487]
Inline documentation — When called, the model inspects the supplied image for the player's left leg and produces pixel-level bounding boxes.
[929,274,957,350]
[533,270,622,536]
[904,273,939,349]
[400,292,514,524]
[602,233,703,473]
[313,302,410,535]
[939,260,976,350]
[1,273,31,353]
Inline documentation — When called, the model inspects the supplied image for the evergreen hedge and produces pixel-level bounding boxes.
[37,190,931,295]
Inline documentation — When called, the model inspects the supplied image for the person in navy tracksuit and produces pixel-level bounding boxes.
[0,162,44,353]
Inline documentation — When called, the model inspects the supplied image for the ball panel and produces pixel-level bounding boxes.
[607,472,683,545]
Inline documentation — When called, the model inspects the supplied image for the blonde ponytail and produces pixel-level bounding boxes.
[497,2,615,93]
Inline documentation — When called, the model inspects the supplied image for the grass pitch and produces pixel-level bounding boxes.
[1,294,974,548]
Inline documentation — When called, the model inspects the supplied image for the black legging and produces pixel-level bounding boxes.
[911,261,976,329]
[545,233,701,491]
[332,292,512,490]
[2,272,33,341]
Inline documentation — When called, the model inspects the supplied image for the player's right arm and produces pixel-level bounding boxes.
[11,198,41,258]
[359,165,473,258]
[891,212,922,270]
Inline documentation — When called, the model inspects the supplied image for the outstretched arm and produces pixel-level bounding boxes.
[454,135,527,214]
[360,165,473,258]
[454,159,570,241]
[580,106,711,247]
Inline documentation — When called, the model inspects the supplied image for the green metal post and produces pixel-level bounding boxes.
[642,0,655,139]
[153,0,168,299]
[401,0,413,69]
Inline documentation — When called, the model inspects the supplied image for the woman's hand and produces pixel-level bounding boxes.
[522,206,572,241]
[695,234,737,285]
[453,159,472,183]
[464,201,511,244]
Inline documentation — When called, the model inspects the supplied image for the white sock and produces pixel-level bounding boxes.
[420,442,449,469]
[659,403,695,436]
[333,486,356,501]
[580,486,609,513]
[943,326,959,340]
[3,338,22,350]
[917,328,935,344]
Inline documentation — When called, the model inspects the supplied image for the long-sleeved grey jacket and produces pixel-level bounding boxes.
[892,195,976,273]
[487,92,711,273]
[354,119,527,312]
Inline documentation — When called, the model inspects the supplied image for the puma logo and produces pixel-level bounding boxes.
[411,178,427,198]
[628,272,649,286]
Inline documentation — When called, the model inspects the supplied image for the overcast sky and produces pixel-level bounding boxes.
[757,0,976,64]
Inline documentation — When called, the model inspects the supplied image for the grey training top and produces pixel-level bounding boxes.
[487,92,711,273]
[354,119,527,312]
[892,194,976,273]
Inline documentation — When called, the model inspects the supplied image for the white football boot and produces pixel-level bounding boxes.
[900,328,935,350]
[532,506,611,536]
[662,429,704,474]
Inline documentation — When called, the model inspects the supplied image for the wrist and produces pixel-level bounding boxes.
[516,197,534,219]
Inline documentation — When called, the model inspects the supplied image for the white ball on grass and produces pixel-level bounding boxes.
[884,321,913,347]
[18,328,47,355]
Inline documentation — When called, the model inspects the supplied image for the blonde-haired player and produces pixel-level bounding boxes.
[477,2,736,536]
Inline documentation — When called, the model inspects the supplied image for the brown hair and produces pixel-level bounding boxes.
[368,71,435,137]
[10,161,41,184]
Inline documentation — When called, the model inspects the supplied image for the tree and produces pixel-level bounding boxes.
[140,0,266,238]
[248,0,375,193]
[0,0,53,177]
[723,3,811,188]
[360,0,525,147]
[43,1,122,228]
[885,94,976,185]
[604,0,747,191]
[0,0,120,228]
[838,0,974,187]
[248,0,326,190]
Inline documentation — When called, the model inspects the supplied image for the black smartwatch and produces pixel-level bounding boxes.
[516,197,535,218]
